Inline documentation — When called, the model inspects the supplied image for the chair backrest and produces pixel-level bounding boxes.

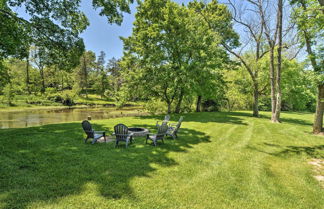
[164,115,170,121]
[174,116,184,134]
[178,116,184,123]
[82,120,94,138]
[114,124,129,140]
[156,122,168,140]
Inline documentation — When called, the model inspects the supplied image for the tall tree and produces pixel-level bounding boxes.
[107,57,123,100]
[30,47,47,93]
[0,0,135,73]
[96,51,108,98]
[274,0,284,121]
[121,0,235,113]
[241,0,292,122]
[74,51,96,97]
[205,0,268,117]
[290,0,324,134]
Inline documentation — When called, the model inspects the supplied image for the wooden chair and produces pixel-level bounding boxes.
[146,122,168,146]
[113,124,134,148]
[81,120,106,144]
[167,116,184,139]
[156,115,170,127]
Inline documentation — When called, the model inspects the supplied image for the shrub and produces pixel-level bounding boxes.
[144,99,168,114]
[25,95,56,106]
[61,90,77,106]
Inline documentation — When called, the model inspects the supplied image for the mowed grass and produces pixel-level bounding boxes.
[0,111,323,209]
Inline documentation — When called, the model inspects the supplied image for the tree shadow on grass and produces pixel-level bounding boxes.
[252,111,314,127]
[138,111,248,125]
[279,118,313,127]
[247,143,324,159]
[0,121,210,209]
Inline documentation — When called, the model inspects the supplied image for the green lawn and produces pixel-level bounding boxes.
[0,112,323,209]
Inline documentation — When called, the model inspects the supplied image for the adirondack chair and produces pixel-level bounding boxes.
[167,116,184,140]
[156,115,170,127]
[81,120,106,144]
[146,122,168,146]
[113,124,134,148]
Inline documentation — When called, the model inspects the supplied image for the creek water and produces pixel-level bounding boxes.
[0,107,147,129]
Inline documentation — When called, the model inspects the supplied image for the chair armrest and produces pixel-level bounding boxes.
[114,133,133,137]
[156,120,168,125]
[146,132,156,135]
[94,131,105,134]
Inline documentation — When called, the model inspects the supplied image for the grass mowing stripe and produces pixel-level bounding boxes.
[0,112,323,209]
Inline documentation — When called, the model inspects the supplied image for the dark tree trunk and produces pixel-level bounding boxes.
[167,102,172,114]
[313,84,324,134]
[196,95,202,112]
[175,90,184,114]
[252,82,259,117]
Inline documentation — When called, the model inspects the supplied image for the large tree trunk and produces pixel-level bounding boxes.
[274,0,283,123]
[299,2,322,134]
[175,90,184,114]
[313,84,324,134]
[167,102,172,114]
[269,48,277,122]
[252,82,259,117]
[196,95,202,112]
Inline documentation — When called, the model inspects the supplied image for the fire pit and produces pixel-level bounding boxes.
[128,127,149,137]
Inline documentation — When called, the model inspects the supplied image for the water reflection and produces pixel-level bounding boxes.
[0,107,147,129]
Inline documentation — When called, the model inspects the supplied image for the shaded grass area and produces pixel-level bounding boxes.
[0,111,323,209]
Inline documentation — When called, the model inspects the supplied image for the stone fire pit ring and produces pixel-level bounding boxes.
[128,127,149,137]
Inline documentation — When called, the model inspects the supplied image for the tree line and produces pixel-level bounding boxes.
[0,0,323,134]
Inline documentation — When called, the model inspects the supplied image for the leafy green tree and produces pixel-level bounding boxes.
[95,51,109,98]
[30,47,48,93]
[281,60,317,111]
[121,0,236,113]
[106,57,123,100]
[290,0,324,133]
[0,0,135,94]
[74,51,97,97]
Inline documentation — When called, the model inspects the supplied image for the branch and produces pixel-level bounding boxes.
[258,83,268,95]
[259,49,270,59]
[222,43,255,80]
[227,0,259,43]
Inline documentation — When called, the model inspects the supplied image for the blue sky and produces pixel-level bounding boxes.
[80,0,193,60]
